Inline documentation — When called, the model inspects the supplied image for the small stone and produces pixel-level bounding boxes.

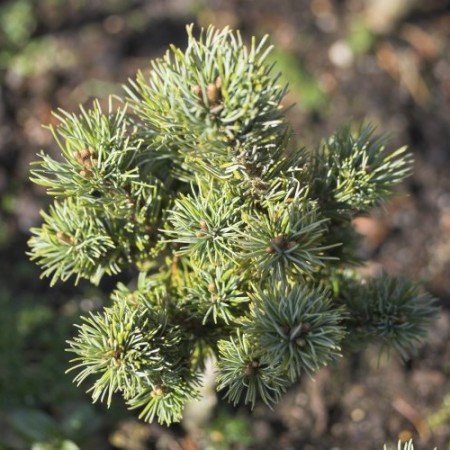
[329,40,354,68]
[351,408,366,422]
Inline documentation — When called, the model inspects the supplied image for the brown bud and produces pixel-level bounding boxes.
[295,338,306,347]
[73,151,83,164]
[126,293,137,304]
[91,158,98,167]
[286,241,297,249]
[208,282,217,293]
[271,234,289,251]
[145,224,155,236]
[151,386,164,397]
[196,231,205,238]
[83,159,93,170]
[199,219,208,231]
[79,169,92,178]
[215,76,222,89]
[266,246,275,253]
[243,361,259,377]
[272,234,286,247]
[252,178,267,191]
[302,322,311,333]
[397,314,407,324]
[56,231,74,245]
[79,148,91,161]
[206,83,219,104]
[193,85,202,97]
[113,348,123,360]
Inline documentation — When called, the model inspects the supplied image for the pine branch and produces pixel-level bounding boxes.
[164,178,243,266]
[310,124,413,215]
[333,270,439,359]
[246,285,345,381]
[383,439,437,450]
[30,100,145,200]
[216,332,289,408]
[67,273,200,424]
[28,198,119,285]
[183,263,249,325]
[239,193,334,281]
[125,25,288,181]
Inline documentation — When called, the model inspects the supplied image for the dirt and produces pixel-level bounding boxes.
[1,0,449,449]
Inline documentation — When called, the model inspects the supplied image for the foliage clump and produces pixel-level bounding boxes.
[28,25,438,425]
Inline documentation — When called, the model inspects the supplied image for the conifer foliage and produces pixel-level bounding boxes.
[28,25,438,425]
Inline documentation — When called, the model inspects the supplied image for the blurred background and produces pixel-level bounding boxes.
[0,0,449,449]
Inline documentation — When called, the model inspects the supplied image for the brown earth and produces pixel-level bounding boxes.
[0,1,449,449]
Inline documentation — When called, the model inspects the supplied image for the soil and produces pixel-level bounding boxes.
[0,0,449,449]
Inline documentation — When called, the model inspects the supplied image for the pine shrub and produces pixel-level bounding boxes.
[28,25,438,425]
